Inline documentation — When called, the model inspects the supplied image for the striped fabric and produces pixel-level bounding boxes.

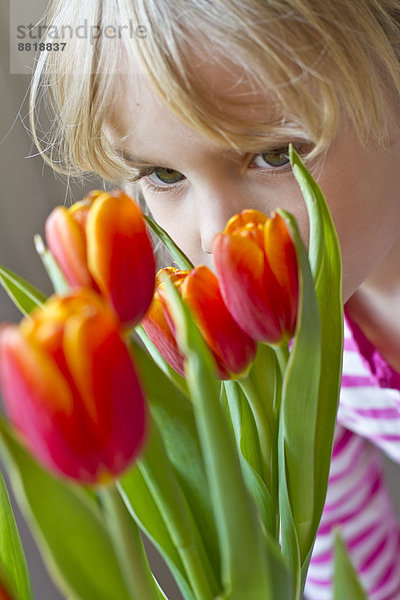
[304,309,400,599]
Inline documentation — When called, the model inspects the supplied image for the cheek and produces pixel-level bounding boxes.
[320,173,400,302]
[313,120,400,301]
[142,190,203,260]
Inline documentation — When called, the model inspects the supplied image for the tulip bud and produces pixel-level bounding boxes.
[45,190,156,327]
[142,291,186,377]
[142,266,257,379]
[213,210,298,344]
[0,289,147,484]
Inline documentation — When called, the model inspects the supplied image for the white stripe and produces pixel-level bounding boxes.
[338,411,400,438]
[344,319,352,338]
[342,349,372,377]
[339,386,400,410]
[304,580,331,600]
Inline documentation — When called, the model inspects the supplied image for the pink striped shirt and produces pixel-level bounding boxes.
[305,308,400,599]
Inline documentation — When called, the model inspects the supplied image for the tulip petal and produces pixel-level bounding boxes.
[63,307,147,480]
[45,207,93,288]
[86,191,156,326]
[0,325,94,481]
[213,233,282,343]
[264,213,299,334]
[181,266,257,376]
[141,297,185,377]
[223,209,267,235]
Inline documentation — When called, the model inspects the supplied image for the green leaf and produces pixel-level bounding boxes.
[0,471,33,599]
[278,422,301,600]
[99,484,163,600]
[277,208,321,566]
[119,466,195,600]
[137,418,218,599]
[0,419,131,600]
[0,265,46,316]
[144,216,194,270]
[34,235,70,294]
[289,147,343,554]
[333,530,367,600]
[128,339,220,581]
[163,275,289,600]
[224,380,276,539]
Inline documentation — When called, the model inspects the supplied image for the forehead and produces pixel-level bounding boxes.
[106,51,282,152]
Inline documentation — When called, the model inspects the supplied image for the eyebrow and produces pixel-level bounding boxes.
[114,146,250,171]
[113,138,310,170]
[114,148,157,167]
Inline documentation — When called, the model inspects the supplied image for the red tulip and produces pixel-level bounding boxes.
[0,289,147,484]
[45,190,156,327]
[142,266,257,379]
[142,290,185,377]
[213,210,298,344]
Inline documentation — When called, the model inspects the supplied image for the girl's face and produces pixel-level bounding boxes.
[109,66,400,303]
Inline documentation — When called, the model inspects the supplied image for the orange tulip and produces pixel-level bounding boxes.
[0,289,147,484]
[45,190,156,327]
[142,266,257,379]
[213,210,298,344]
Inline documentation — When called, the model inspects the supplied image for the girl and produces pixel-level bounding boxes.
[29,1,400,598]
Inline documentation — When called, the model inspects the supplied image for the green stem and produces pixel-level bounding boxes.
[100,483,163,600]
[138,421,216,600]
[273,340,290,384]
[271,340,290,544]
[239,341,290,545]
[238,376,279,541]
[238,378,271,483]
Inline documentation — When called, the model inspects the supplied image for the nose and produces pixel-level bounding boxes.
[194,184,248,255]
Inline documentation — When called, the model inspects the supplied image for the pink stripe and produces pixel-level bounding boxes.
[309,552,332,565]
[312,519,383,565]
[369,536,400,594]
[343,338,358,351]
[324,464,380,513]
[347,520,382,552]
[305,575,331,587]
[359,535,388,572]
[329,437,364,483]
[341,375,373,387]
[331,427,353,456]
[318,473,381,534]
[351,407,400,420]
[369,433,400,443]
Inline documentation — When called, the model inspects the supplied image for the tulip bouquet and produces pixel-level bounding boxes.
[0,147,367,600]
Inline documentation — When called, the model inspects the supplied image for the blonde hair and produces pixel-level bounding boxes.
[29,0,400,186]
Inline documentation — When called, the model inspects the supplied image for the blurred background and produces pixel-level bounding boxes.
[2,2,400,599]
[1,2,182,598]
